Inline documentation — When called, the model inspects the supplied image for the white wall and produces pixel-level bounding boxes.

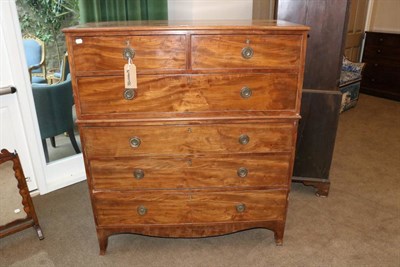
[168,0,253,20]
[368,0,400,33]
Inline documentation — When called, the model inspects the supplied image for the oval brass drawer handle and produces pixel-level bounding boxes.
[130,137,141,148]
[240,87,252,99]
[241,47,254,59]
[137,205,147,216]
[133,169,144,180]
[236,203,246,213]
[237,167,248,178]
[238,134,250,145]
[123,89,136,100]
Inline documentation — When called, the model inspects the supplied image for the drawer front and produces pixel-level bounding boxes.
[362,65,400,91]
[365,32,400,48]
[77,73,298,115]
[82,123,294,158]
[94,190,287,226]
[70,35,186,73]
[90,154,291,190]
[191,35,303,69]
[363,45,400,66]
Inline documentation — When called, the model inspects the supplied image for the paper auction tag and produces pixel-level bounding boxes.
[124,63,137,89]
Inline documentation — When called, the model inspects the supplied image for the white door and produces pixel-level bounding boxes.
[1,0,86,194]
[0,21,38,191]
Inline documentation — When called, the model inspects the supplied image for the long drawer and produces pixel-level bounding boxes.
[71,35,187,73]
[191,34,303,69]
[77,73,298,115]
[364,32,400,47]
[82,122,295,158]
[94,189,287,226]
[362,66,400,89]
[363,45,400,66]
[90,154,291,190]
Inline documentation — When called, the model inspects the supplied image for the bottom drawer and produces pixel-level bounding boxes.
[94,189,287,226]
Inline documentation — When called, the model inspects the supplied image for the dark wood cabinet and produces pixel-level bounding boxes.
[361,31,400,101]
[276,0,351,196]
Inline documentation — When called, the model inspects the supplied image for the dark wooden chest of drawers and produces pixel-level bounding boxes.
[64,20,308,255]
[361,31,400,101]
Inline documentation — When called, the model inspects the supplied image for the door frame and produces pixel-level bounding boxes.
[1,0,86,194]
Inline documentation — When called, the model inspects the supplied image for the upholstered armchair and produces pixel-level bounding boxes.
[32,76,80,162]
[47,52,70,84]
[23,34,47,84]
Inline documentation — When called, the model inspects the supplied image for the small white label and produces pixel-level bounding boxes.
[75,38,83,44]
[14,209,21,214]
[124,64,137,89]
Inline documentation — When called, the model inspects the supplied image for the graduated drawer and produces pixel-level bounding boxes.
[94,189,287,226]
[90,154,291,190]
[191,34,303,69]
[82,122,295,158]
[70,35,186,73]
[76,73,298,115]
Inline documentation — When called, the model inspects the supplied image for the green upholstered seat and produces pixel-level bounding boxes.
[32,76,80,162]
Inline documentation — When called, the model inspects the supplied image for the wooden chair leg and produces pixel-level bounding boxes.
[41,139,49,163]
[50,137,56,148]
[67,129,80,154]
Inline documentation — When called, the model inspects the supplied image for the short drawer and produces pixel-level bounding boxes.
[365,32,400,48]
[90,154,291,190]
[94,189,287,226]
[82,122,295,158]
[70,35,186,73]
[76,73,298,115]
[191,34,303,69]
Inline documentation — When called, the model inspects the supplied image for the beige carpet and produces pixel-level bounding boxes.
[45,131,81,163]
[0,94,399,267]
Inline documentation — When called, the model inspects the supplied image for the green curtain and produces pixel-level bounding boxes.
[79,0,168,24]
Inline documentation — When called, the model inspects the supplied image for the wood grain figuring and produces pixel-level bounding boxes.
[64,20,308,254]
[94,190,287,226]
[72,35,186,73]
[82,123,294,158]
[77,73,298,115]
[90,154,291,190]
[191,35,302,69]
[96,221,285,239]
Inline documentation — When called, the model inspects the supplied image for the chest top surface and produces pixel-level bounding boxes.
[63,20,309,33]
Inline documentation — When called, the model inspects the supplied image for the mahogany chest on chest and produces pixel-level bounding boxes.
[64,20,308,254]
